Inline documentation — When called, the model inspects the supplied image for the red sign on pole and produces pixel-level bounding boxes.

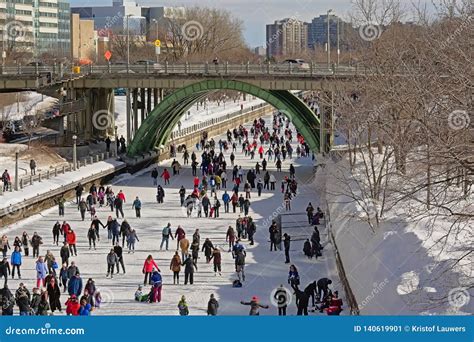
[104,50,112,61]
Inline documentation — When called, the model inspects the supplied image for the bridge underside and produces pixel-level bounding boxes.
[127,80,320,157]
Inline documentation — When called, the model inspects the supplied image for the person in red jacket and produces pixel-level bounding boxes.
[325,291,343,315]
[174,226,186,249]
[65,294,80,316]
[117,190,126,203]
[61,221,71,241]
[193,176,199,188]
[143,255,160,285]
[161,169,170,185]
[258,146,264,159]
[66,229,77,256]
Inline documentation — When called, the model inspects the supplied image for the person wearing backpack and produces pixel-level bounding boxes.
[160,223,173,250]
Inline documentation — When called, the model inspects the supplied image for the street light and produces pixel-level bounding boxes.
[126,14,133,68]
[327,9,333,68]
[72,135,77,171]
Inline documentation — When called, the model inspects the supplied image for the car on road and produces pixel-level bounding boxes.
[275,59,310,72]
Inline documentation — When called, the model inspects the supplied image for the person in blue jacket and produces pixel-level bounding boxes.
[131,196,142,218]
[79,298,91,316]
[68,272,83,297]
[111,219,120,245]
[10,246,22,279]
[222,191,231,213]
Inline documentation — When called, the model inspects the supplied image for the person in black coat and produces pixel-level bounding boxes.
[52,221,61,246]
[182,256,197,285]
[317,278,332,301]
[283,233,291,264]
[201,238,214,263]
[207,294,219,316]
[0,285,14,315]
[46,277,62,312]
[60,242,70,266]
[0,258,10,287]
[292,284,310,316]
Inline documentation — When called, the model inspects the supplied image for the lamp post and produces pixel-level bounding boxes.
[152,19,159,63]
[126,14,132,68]
[327,9,333,68]
[72,135,77,170]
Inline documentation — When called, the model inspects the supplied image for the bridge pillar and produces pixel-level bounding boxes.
[153,88,158,107]
[140,88,146,122]
[126,88,131,144]
[147,88,152,117]
[132,89,138,139]
[320,91,335,154]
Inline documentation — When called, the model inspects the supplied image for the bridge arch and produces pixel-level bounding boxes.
[127,80,320,156]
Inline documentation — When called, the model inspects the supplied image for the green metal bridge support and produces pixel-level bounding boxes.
[127,80,321,157]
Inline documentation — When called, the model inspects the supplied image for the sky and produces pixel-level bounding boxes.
[70,0,353,46]
[70,0,433,47]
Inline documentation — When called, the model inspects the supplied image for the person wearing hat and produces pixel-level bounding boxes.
[65,294,80,316]
[177,295,189,316]
[240,296,269,315]
[134,284,148,302]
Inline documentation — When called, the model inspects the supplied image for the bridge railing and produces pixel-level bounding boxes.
[0,149,117,195]
[0,63,368,78]
[169,102,269,140]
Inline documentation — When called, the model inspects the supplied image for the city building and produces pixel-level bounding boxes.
[307,14,350,50]
[266,18,308,58]
[70,13,95,61]
[0,0,70,59]
[71,0,184,39]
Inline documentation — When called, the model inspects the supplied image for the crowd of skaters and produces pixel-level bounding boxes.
[0,111,342,316]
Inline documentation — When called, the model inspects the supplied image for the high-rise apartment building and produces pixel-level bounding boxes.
[0,0,70,59]
[266,18,308,58]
